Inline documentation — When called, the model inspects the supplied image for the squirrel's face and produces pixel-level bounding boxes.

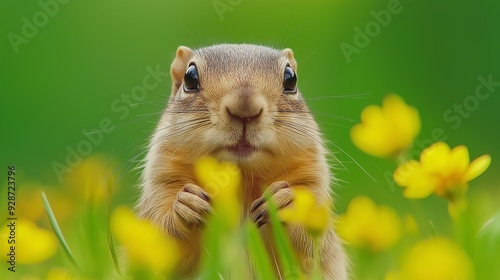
[163,44,320,166]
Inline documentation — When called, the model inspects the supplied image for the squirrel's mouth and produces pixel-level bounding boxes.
[228,140,256,157]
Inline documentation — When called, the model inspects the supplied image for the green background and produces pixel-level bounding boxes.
[1,0,499,277]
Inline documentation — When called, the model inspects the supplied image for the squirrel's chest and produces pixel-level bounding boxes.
[239,170,284,215]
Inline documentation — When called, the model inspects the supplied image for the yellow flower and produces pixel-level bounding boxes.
[0,219,58,264]
[65,155,116,203]
[46,267,74,280]
[404,214,418,235]
[110,206,179,274]
[336,196,401,251]
[17,183,73,225]
[394,142,491,200]
[194,156,241,199]
[194,156,242,228]
[399,237,473,280]
[279,188,331,238]
[16,182,45,222]
[351,94,420,158]
[384,270,399,280]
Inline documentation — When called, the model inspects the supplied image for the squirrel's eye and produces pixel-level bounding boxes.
[283,65,297,94]
[183,63,199,92]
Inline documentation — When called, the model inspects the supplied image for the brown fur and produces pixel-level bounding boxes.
[137,44,348,279]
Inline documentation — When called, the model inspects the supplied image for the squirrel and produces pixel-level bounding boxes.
[137,44,348,279]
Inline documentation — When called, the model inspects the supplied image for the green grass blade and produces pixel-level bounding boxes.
[428,220,436,238]
[265,192,300,279]
[474,211,500,280]
[245,222,275,280]
[199,213,226,279]
[41,191,83,274]
[106,177,122,275]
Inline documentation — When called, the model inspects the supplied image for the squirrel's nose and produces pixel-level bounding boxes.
[226,107,262,124]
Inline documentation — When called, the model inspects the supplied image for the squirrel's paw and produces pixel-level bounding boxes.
[173,183,213,230]
[250,181,293,228]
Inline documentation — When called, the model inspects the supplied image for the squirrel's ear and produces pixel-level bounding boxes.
[282,48,297,71]
[171,46,193,93]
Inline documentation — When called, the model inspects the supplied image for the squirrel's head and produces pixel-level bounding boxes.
[162,44,321,167]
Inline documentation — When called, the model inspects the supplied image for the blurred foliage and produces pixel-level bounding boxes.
[1,0,500,279]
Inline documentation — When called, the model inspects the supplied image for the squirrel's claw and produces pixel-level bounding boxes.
[250,181,293,228]
[173,183,213,229]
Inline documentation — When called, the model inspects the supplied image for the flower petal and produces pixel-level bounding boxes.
[111,206,179,272]
[304,206,330,238]
[360,105,384,124]
[383,94,405,111]
[403,184,435,199]
[465,154,491,181]
[278,208,297,223]
[403,173,439,199]
[194,157,241,198]
[337,196,401,251]
[393,106,421,147]
[449,145,470,174]
[400,237,473,280]
[351,105,397,157]
[348,196,377,218]
[394,160,420,186]
[420,142,451,174]
[370,206,402,251]
[351,95,421,158]
[0,220,58,264]
[384,94,421,149]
